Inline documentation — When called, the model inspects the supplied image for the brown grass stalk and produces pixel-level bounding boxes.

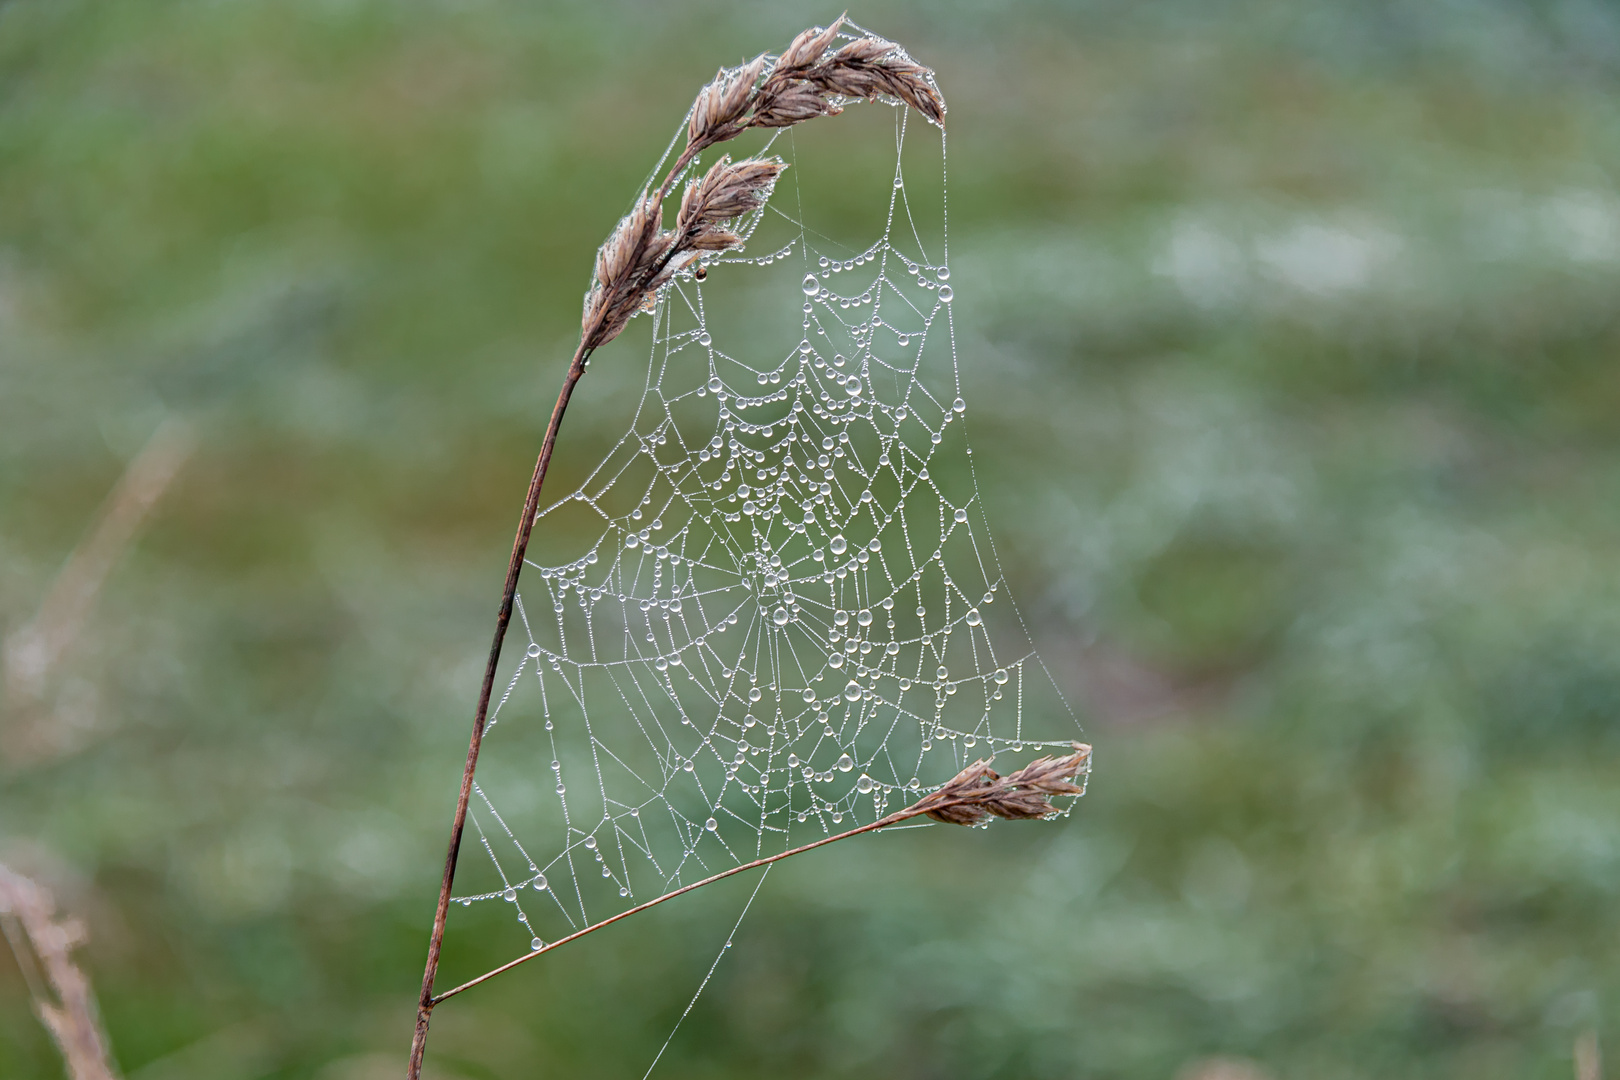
[4,415,193,765]
[429,745,1092,1008]
[0,863,121,1080]
[409,20,967,1078]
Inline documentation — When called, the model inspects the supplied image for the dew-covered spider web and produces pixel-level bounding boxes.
[444,31,1083,990]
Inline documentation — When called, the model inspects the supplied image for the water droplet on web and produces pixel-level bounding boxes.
[774,608,789,626]
[699,331,712,346]
[938,286,953,302]
[938,666,950,680]
[829,535,848,555]
[527,643,542,658]
[802,273,820,295]
[503,888,517,902]
[531,937,544,951]
[937,266,950,281]
[844,681,862,702]
[836,754,854,772]
[831,811,844,823]
[964,734,976,747]
[966,609,982,626]
[706,817,718,831]
[856,773,875,793]
[749,687,762,702]
[708,376,722,393]
[954,507,968,523]
[800,338,812,354]
[994,668,1009,684]
[584,836,597,850]
[893,176,903,189]
[533,874,548,890]
[857,609,872,626]
[460,898,471,906]
[818,256,830,268]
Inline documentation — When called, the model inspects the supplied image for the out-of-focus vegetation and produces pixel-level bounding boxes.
[3,1,1618,1077]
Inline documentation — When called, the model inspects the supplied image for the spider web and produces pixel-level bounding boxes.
[444,38,1082,975]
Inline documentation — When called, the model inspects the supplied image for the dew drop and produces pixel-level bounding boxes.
[802,273,820,295]
[774,608,790,626]
[699,331,712,346]
[706,817,718,831]
[994,668,1009,684]
[857,609,873,627]
[938,286,953,302]
[503,888,517,902]
[803,688,816,703]
[837,754,854,772]
[708,376,722,393]
[856,773,875,793]
[829,535,848,555]
[844,681,863,702]
[954,507,968,523]
[846,378,862,397]
[527,643,542,658]
[584,836,597,850]
[966,609,982,626]
[533,874,548,890]
[938,666,950,680]
[953,397,966,412]
[750,687,762,702]
[531,937,544,951]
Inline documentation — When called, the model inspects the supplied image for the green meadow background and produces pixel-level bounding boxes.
[3,1,1618,1077]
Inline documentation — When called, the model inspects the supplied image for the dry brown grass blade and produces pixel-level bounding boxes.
[427,744,1094,1009]
[0,864,121,1080]
[4,415,193,768]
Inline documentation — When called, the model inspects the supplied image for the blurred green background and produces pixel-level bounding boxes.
[3,1,1618,1077]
